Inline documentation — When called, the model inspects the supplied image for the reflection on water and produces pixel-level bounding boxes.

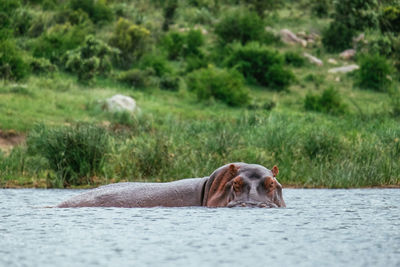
[1,189,399,267]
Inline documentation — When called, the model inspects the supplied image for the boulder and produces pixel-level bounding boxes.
[328,64,359,74]
[280,29,307,47]
[328,58,338,65]
[303,53,323,66]
[340,49,356,60]
[104,94,137,113]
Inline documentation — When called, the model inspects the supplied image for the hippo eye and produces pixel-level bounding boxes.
[233,177,243,192]
[264,177,276,191]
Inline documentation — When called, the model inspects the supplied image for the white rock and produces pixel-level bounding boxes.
[328,58,338,65]
[339,49,356,60]
[328,64,359,73]
[280,29,307,47]
[303,53,323,66]
[104,94,137,113]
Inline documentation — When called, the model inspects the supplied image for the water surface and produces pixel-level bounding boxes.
[1,189,399,267]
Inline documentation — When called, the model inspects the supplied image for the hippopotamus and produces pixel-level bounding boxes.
[57,163,286,208]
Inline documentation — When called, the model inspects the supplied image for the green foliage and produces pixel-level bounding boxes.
[304,87,347,115]
[69,0,113,24]
[379,5,400,33]
[0,40,30,80]
[27,124,110,187]
[303,130,342,160]
[242,0,284,16]
[162,0,178,31]
[110,18,150,68]
[29,57,57,74]
[333,0,379,31]
[322,23,355,52]
[225,42,293,90]
[65,35,119,82]
[214,8,264,45]
[284,51,305,67]
[140,53,172,77]
[161,29,204,60]
[118,68,155,88]
[186,66,250,106]
[160,75,180,91]
[356,54,393,92]
[11,8,35,36]
[311,0,330,17]
[32,23,91,64]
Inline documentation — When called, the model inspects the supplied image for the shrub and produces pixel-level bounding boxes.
[32,23,91,64]
[379,6,400,33]
[69,0,113,24]
[65,35,119,82]
[322,23,355,52]
[162,0,178,31]
[11,8,35,36]
[243,0,284,16]
[284,51,305,67]
[304,87,347,115]
[214,8,264,45]
[355,54,393,92]
[186,66,250,106]
[29,57,57,74]
[333,0,379,31]
[109,18,150,67]
[139,53,172,77]
[0,40,30,80]
[161,29,204,60]
[118,68,155,88]
[225,42,293,90]
[27,124,110,187]
[54,9,90,26]
[160,75,180,91]
[311,0,330,17]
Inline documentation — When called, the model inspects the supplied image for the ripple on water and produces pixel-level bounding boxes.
[0,189,399,267]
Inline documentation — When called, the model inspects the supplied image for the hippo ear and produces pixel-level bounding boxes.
[272,165,279,177]
[203,164,239,207]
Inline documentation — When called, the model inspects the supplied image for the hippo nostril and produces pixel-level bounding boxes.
[259,203,267,208]
[241,203,247,207]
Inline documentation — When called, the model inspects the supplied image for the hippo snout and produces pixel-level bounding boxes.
[227,201,278,208]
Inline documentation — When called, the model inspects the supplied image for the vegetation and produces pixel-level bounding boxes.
[0,0,399,188]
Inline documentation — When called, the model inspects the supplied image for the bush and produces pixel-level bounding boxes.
[118,68,155,88]
[11,8,35,36]
[284,51,306,67]
[139,53,172,77]
[225,42,294,90]
[161,29,204,60]
[379,5,400,33]
[160,75,180,91]
[0,40,30,80]
[109,18,150,68]
[243,0,284,16]
[32,23,91,64]
[304,87,347,115]
[311,0,330,17]
[356,54,393,92]
[322,23,355,52]
[65,35,119,82]
[186,66,250,106]
[29,57,57,74]
[27,124,110,187]
[162,0,178,31]
[69,0,113,24]
[214,8,264,45]
[333,0,378,31]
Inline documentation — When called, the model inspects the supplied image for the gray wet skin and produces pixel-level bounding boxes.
[57,162,286,208]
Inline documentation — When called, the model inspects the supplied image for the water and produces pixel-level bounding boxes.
[1,189,399,267]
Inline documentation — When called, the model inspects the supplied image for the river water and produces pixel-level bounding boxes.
[1,188,399,267]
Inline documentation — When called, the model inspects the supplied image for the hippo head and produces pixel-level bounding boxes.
[203,163,286,208]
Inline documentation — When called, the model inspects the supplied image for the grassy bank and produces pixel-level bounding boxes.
[1,0,400,188]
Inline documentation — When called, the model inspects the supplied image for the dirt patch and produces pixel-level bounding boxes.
[0,129,25,153]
